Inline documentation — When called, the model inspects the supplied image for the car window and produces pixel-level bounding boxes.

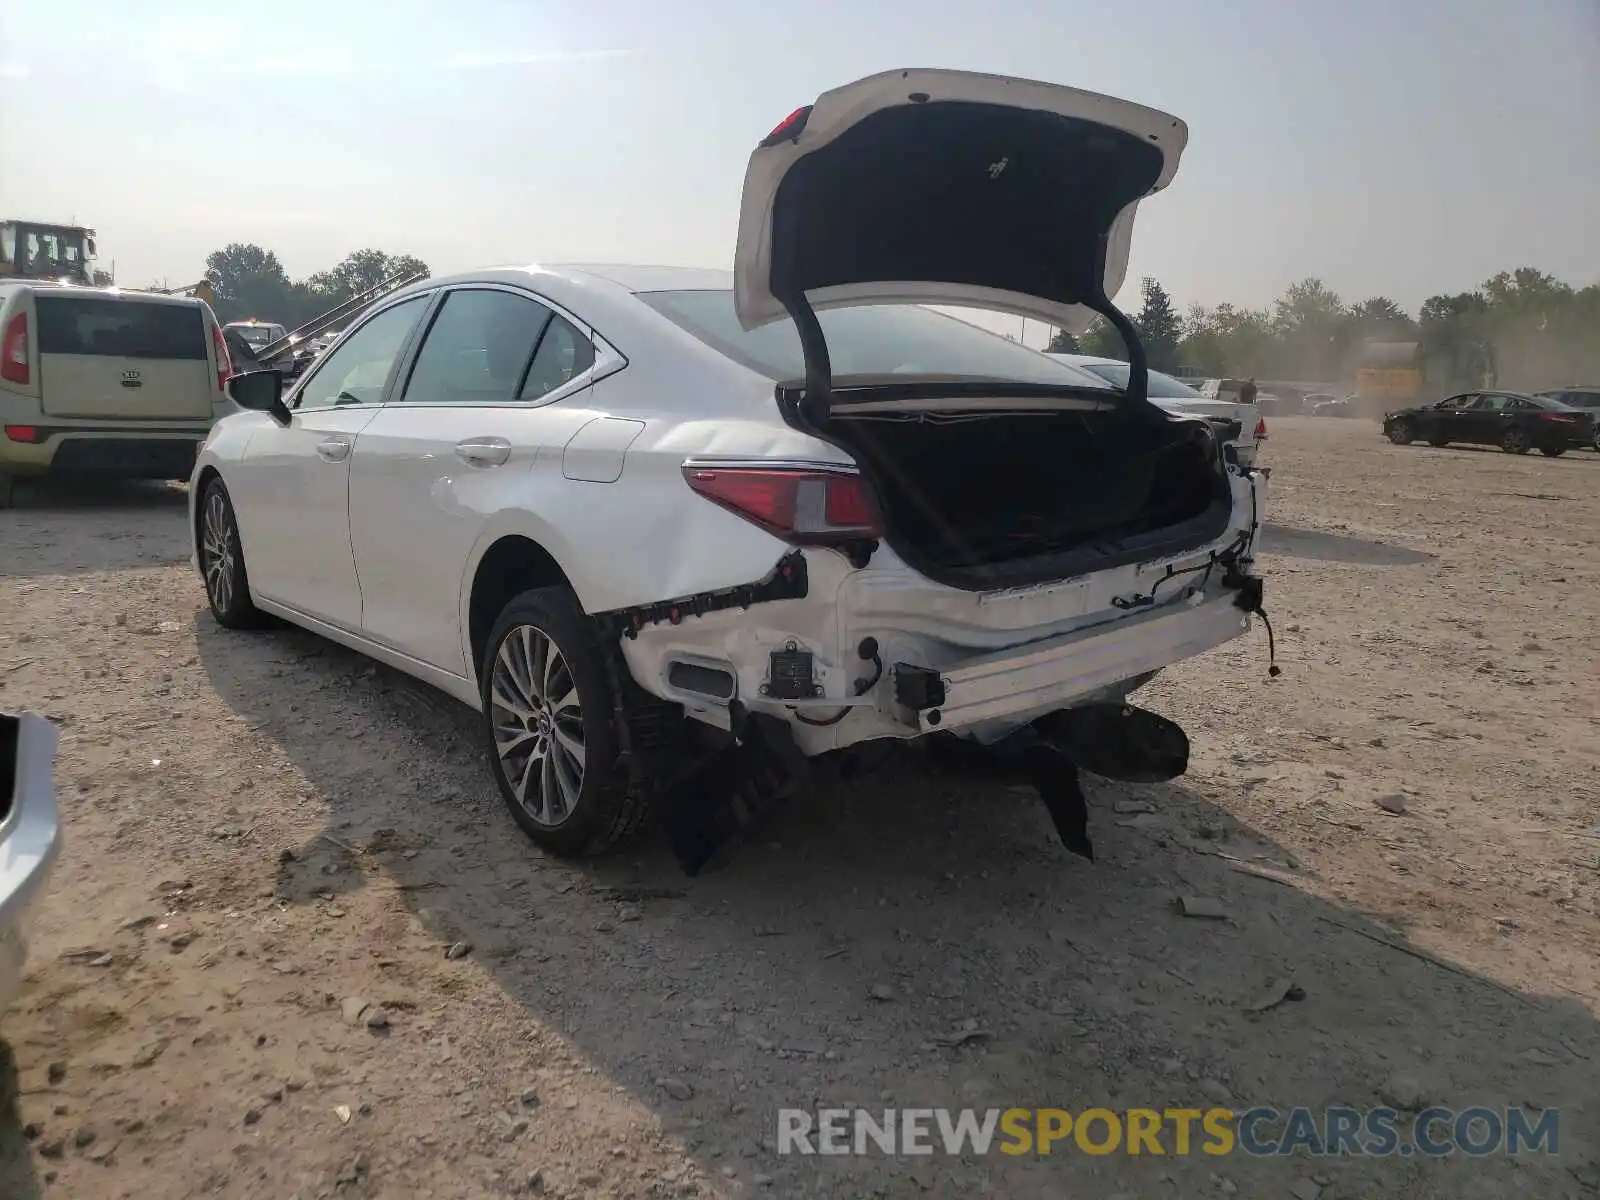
[639,289,1112,388]
[1076,362,1203,399]
[402,289,552,405]
[294,296,429,409]
[520,314,596,401]
[1437,395,1473,410]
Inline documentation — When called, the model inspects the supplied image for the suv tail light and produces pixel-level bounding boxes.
[1,313,28,386]
[211,322,233,392]
[1253,415,1268,441]
[682,464,884,544]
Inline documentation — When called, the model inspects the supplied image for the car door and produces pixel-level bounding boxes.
[229,293,431,631]
[1467,392,1520,444]
[1424,394,1473,441]
[347,285,620,677]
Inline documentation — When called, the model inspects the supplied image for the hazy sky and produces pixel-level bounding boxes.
[2,0,1596,335]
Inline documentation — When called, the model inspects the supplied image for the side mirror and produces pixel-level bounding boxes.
[227,369,292,426]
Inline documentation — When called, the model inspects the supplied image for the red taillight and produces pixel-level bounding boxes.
[1253,416,1268,440]
[1536,412,1576,422]
[211,322,232,391]
[4,424,40,443]
[759,105,813,147]
[1,313,28,386]
[683,465,884,544]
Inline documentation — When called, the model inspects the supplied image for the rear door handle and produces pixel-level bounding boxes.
[316,436,353,463]
[456,437,512,467]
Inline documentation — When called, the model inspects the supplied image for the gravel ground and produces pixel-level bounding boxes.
[0,416,1597,1200]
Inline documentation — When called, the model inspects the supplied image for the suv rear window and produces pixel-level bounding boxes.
[35,296,208,360]
[639,289,1111,388]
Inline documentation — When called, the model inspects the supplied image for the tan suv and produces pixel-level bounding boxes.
[0,283,234,506]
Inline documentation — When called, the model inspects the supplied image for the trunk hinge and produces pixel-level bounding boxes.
[1083,233,1150,408]
[777,290,832,430]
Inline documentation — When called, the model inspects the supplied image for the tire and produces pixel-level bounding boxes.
[1501,428,1532,454]
[1539,445,1566,458]
[480,586,646,857]
[197,478,269,629]
[1386,420,1414,445]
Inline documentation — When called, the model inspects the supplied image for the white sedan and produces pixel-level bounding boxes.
[191,68,1273,870]
[2,713,62,1015]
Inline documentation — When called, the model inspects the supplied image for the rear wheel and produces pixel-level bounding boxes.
[1539,445,1566,458]
[1501,428,1532,454]
[480,587,645,857]
[1386,420,1414,445]
[198,479,269,629]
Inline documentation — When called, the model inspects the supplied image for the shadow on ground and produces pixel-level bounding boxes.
[1262,524,1436,566]
[197,619,1599,1198]
[2,478,187,512]
[0,1040,44,1200]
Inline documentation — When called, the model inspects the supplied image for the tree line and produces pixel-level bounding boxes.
[197,243,1598,393]
[199,244,431,330]
[1049,268,1600,393]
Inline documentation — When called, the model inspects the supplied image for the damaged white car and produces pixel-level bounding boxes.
[191,68,1273,873]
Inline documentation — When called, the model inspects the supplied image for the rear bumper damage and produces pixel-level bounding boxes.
[612,468,1270,874]
[898,588,1249,736]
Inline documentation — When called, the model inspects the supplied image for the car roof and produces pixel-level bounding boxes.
[0,282,202,307]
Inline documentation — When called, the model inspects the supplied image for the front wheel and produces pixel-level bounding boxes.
[1386,420,1414,445]
[198,479,269,629]
[1539,445,1566,458]
[480,587,645,857]
[1501,429,1532,454]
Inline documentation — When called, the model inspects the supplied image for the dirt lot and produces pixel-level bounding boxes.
[1,416,1597,1200]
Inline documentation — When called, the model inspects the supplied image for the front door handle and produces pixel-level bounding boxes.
[316,436,353,463]
[456,437,512,468]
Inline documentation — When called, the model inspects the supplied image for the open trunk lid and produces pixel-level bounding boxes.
[36,292,216,420]
[733,68,1187,401]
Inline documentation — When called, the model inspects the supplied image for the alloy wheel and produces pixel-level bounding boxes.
[201,489,237,613]
[1502,429,1531,454]
[489,624,586,827]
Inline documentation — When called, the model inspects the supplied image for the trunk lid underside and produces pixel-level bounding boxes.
[730,70,1235,593]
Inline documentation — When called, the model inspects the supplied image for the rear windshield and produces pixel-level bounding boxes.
[36,296,207,360]
[638,289,1112,388]
[1077,361,1203,399]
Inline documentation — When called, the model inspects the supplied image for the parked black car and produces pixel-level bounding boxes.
[1382,391,1596,457]
[1535,387,1600,450]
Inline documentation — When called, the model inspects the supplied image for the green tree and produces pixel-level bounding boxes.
[205,243,297,324]
[306,248,430,308]
[1077,318,1126,359]
[1179,303,1275,377]
[1045,326,1079,354]
[1272,278,1348,378]
[1135,277,1183,372]
[1349,297,1415,340]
